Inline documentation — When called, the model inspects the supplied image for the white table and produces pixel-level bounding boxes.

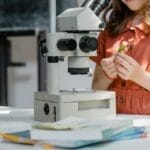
[0,106,150,150]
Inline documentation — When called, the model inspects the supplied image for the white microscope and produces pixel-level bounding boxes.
[34,0,116,122]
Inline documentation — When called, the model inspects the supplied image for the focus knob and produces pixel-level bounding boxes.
[39,39,48,57]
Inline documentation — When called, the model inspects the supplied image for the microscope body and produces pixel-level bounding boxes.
[34,7,116,122]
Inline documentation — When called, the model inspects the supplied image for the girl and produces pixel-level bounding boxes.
[91,0,150,114]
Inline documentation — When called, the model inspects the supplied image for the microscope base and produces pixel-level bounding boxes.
[34,90,116,122]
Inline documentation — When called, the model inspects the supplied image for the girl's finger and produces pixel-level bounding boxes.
[117,65,129,76]
[107,66,117,74]
[116,53,135,66]
[116,55,131,70]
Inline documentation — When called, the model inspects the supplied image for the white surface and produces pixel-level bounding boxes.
[1,107,150,150]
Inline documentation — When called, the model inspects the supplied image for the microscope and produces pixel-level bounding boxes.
[34,0,116,122]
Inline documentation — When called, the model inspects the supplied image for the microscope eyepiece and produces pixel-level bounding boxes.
[91,0,109,16]
[79,36,98,52]
[81,0,110,16]
[57,39,77,51]
[81,0,95,7]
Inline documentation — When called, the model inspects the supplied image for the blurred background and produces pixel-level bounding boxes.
[0,0,94,108]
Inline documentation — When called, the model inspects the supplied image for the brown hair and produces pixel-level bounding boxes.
[142,1,150,25]
[102,0,149,37]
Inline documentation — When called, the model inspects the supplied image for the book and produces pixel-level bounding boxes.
[0,127,147,149]
[108,127,145,141]
[31,117,134,148]
[1,117,148,149]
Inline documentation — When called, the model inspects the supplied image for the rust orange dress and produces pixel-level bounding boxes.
[91,22,150,114]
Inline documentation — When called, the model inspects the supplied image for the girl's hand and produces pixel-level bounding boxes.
[100,55,117,79]
[115,53,143,81]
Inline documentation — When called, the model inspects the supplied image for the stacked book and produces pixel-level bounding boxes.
[0,117,148,149]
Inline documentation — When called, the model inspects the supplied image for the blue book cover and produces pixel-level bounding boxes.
[109,127,145,141]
